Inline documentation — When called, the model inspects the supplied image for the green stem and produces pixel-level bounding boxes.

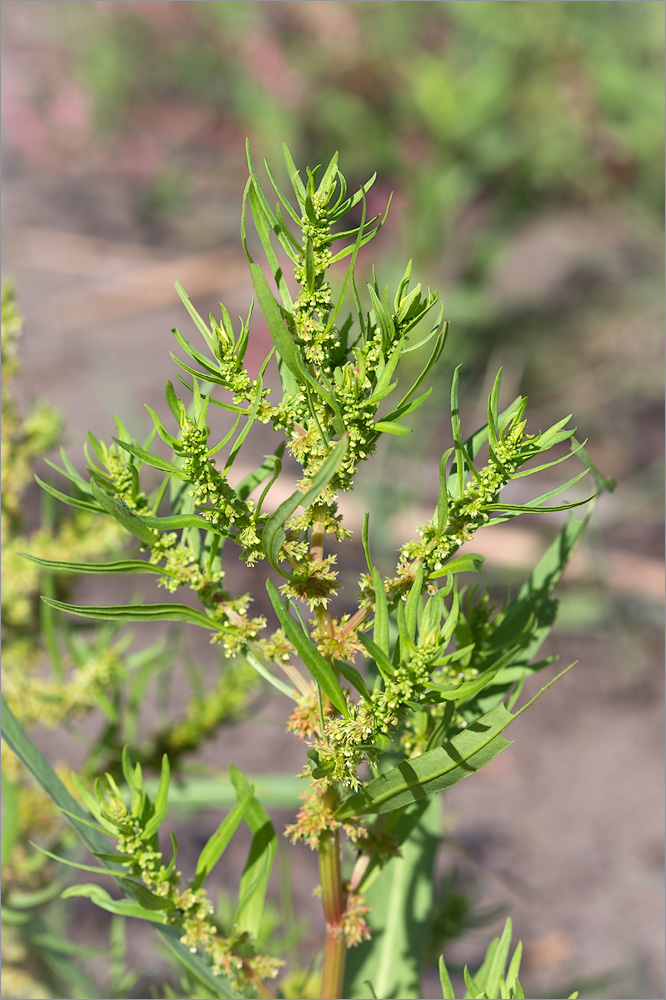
[318,817,346,1000]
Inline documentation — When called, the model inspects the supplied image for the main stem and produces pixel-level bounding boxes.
[309,504,347,998]
[318,802,346,1000]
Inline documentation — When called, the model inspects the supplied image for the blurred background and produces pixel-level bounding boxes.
[1,2,664,998]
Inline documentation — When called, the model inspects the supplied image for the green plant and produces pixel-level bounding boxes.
[3,145,613,999]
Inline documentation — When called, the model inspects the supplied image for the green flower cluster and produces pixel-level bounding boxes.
[393,407,550,588]
[93,774,282,993]
[180,419,260,540]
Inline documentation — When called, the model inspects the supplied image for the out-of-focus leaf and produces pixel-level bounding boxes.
[229,766,276,938]
[192,779,254,892]
[344,797,442,1000]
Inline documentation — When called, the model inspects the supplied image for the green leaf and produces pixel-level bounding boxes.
[404,565,424,643]
[31,843,120,876]
[174,281,217,356]
[282,141,306,202]
[474,918,514,997]
[192,779,254,892]
[246,165,295,302]
[571,437,616,494]
[35,474,100,513]
[224,373,265,473]
[262,436,348,572]
[169,351,229,387]
[229,766,276,938]
[236,446,285,501]
[1,774,20,871]
[374,420,412,436]
[40,597,220,631]
[467,517,588,720]
[89,480,157,545]
[134,511,232,537]
[336,700,517,819]
[436,449,453,533]
[371,567,389,656]
[243,648,298,700]
[153,754,171,818]
[119,878,175,912]
[357,631,395,683]
[487,368,503,450]
[367,335,405,405]
[344,797,442,1000]
[428,552,485,579]
[112,437,187,479]
[20,553,170,577]
[143,773,303,812]
[250,262,304,381]
[335,659,372,702]
[463,966,482,998]
[61,883,168,922]
[266,580,349,718]
[425,669,500,703]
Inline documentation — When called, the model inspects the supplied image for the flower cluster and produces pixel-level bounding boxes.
[390,413,539,594]
[98,782,282,994]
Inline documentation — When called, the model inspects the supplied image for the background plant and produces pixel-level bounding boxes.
[4,145,614,999]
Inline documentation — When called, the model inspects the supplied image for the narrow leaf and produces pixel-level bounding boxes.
[336,700,517,818]
[41,597,220,631]
[20,554,170,577]
[192,780,254,892]
[229,766,277,938]
[266,580,349,717]
[262,436,347,572]
[374,420,412,436]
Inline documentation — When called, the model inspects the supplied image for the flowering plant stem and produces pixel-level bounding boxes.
[319,818,346,999]
[7,142,614,1000]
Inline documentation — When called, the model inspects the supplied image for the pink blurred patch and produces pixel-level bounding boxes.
[240,30,305,111]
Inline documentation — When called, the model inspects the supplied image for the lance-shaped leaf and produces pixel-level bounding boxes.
[336,703,513,819]
[21,554,170,577]
[174,281,218,357]
[249,262,343,424]
[371,567,390,656]
[61,883,170,923]
[336,664,574,819]
[335,659,372,702]
[89,480,156,545]
[41,597,220,632]
[235,445,285,501]
[229,766,277,938]
[134,511,233,537]
[374,420,412,436]
[266,580,349,718]
[262,436,348,572]
[191,777,254,892]
[112,436,187,479]
[35,475,100,514]
[428,552,485,579]
[343,797,442,1000]
[249,263,305,383]
[357,631,394,682]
